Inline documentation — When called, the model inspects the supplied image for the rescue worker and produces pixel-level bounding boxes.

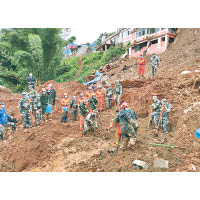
[79,100,89,132]
[85,87,94,100]
[40,88,48,122]
[149,96,161,130]
[83,109,98,135]
[49,83,56,106]
[26,73,36,89]
[160,99,172,134]
[78,93,85,105]
[105,84,113,109]
[61,103,69,123]
[109,117,122,146]
[32,94,42,126]
[0,102,12,143]
[115,102,137,150]
[61,93,70,109]
[70,96,78,121]
[137,54,146,78]
[88,93,98,112]
[96,85,105,112]
[18,92,32,129]
[46,87,53,120]
[127,107,139,134]
[150,53,160,78]
[29,85,38,121]
[114,80,122,108]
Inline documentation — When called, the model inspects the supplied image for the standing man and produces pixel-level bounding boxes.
[0,102,12,143]
[46,87,53,120]
[27,73,36,89]
[150,96,161,130]
[32,94,42,126]
[96,85,105,113]
[160,99,172,135]
[78,93,85,105]
[18,92,32,129]
[105,84,113,109]
[61,103,69,123]
[114,80,122,109]
[40,88,48,122]
[70,96,78,121]
[150,53,160,78]
[49,83,56,107]
[79,100,89,132]
[137,54,146,79]
[88,94,98,112]
[115,102,137,150]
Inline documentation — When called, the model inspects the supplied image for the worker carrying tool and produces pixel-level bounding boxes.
[137,54,146,79]
[115,102,137,150]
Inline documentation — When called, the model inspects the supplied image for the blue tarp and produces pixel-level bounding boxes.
[83,71,103,86]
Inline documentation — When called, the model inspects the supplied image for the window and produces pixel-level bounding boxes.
[151,39,158,44]
[162,37,165,41]
[136,28,148,38]
[149,28,160,34]
[133,41,147,52]
[169,37,174,43]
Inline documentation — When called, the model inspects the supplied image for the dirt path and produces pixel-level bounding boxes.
[74,56,82,79]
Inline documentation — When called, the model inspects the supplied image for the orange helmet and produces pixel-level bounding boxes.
[120,102,128,110]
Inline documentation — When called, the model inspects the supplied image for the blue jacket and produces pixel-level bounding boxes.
[0,108,11,125]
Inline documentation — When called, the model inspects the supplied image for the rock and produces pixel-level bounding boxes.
[188,164,197,172]
[181,71,192,75]
[107,147,117,154]
[98,149,104,155]
[154,159,168,169]
[132,160,149,170]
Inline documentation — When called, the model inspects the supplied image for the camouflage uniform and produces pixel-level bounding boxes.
[116,108,136,150]
[88,96,98,111]
[83,111,98,135]
[114,82,122,106]
[29,89,38,120]
[161,100,172,133]
[40,92,48,120]
[32,94,42,125]
[18,94,32,128]
[150,54,160,78]
[126,108,139,134]
[70,97,78,121]
[150,97,161,129]
[105,87,113,109]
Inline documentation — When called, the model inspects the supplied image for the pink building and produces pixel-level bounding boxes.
[128,28,177,58]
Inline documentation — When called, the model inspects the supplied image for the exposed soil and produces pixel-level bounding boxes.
[1,28,200,172]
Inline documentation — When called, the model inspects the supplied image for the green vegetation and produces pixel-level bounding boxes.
[0,28,65,92]
[56,45,126,83]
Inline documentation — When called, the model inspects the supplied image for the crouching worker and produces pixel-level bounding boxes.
[116,102,137,150]
[83,109,98,136]
[61,104,69,123]
[109,117,122,146]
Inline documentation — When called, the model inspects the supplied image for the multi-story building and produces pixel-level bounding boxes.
[128,28,177,57]
[96,28,177,57]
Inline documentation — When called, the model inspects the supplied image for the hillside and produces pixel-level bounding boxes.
[1,28,200,172]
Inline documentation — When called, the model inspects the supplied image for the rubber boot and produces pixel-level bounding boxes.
[128,137,136,149]
[119,137,129,151]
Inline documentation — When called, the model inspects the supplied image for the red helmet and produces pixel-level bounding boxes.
[120,102,128,110]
